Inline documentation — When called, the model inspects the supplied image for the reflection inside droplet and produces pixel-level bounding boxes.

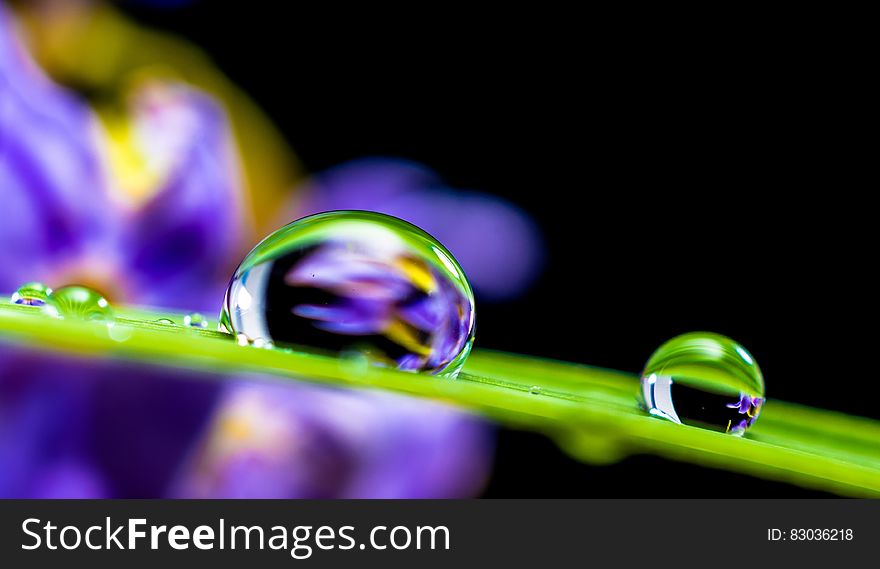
[640,332,765,435]
[10,282,53,307]
[221,211,476,377]
[42,285,114,322]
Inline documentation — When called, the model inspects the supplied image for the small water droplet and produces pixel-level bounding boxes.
[43,285,114,322]
[640,332,765,436]
[220,211,476,377]
[155,318,176,326]
[529,385,542,395]
[339,350,372,376]
[10,282,52,307]
[233,335,275,349]
[251,337,274,349]
[183,312,208,328]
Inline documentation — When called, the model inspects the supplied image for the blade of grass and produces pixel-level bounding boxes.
[1,302,878,496]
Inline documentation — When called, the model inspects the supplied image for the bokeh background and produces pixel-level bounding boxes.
[1,0,872,497]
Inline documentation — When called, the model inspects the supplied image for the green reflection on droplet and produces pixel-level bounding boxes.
[10,282,53,307]
[43,285,114,322]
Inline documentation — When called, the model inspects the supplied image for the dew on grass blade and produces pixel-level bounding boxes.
[42,285,114,322]
[10,282,53,307]
[184,312,208,328]
[251,338,274,349]
[155,318,176,326]
[221,211,476,377]
[640,332,764,435]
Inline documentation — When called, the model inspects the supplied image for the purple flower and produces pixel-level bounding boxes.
[726,394,763,429]
[112,82,248,312]
[0,5,245,311]
[0,5,492,499]
[726,394,753,414]
[292,158,544,301]
[0,5,113,289]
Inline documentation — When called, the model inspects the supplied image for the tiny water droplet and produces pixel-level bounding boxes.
[529,385,542,395]
[43,285,114,322]
[220,211,476,377]
[184,312,208,328]
[251,337,274,349]
[338,349,375,377]
[232,334,273,349]
[155,318,176,326]
[10,282,52,307]
[640,332,765,436]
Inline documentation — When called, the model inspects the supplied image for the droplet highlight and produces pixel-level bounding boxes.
[221,211,476,376]
[640,332,764,435]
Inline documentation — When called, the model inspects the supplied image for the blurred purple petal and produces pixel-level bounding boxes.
[0,4,114,292]
[29,460,109,499]
[118,83,248,312]
[171,381,492,498]
[295,158,544,301]
[0,346,220,498]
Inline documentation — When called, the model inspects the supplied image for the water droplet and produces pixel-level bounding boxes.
[43,285,114,322]
[529,385,542,395]
[155,318,176,326]
[640,332,765,435]
[251,337,274,349]
[221,211,476,377]
[339,350,371,376]
[10,282,53,307]
[184,312,208,329]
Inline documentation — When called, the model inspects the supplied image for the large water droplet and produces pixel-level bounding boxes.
[640,332,764,435]
[221,211,476,376]
[43,285,114,322]
[10,282,53,307]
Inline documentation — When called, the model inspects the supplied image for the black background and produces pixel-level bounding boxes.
[120,1,872,497]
